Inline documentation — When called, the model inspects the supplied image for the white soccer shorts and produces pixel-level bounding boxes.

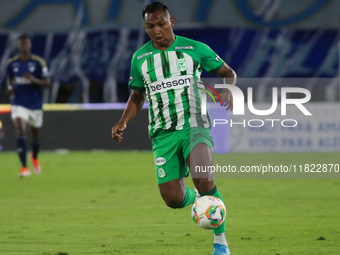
[11,105,43,128]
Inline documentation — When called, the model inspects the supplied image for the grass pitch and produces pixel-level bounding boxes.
[0,151,339,255]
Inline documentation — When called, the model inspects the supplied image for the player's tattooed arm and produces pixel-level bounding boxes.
[23,72,51,88]
[112,90,146,142]
[216,63,237,111]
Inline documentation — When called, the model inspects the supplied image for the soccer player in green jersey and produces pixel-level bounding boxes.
[112,2,236,254]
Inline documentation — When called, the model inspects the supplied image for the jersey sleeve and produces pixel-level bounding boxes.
[128,54,145,92]
[198,42,225,74]
[37,57,49,78]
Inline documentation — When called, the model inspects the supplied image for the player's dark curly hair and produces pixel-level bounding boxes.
[142,1,171,18]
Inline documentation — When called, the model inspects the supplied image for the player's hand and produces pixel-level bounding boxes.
[112,121,127,142]
[6,86,14,96]
[23,72,34,81]
[218,88,233,111]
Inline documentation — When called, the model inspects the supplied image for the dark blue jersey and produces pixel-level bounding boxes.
[7,54,49,110]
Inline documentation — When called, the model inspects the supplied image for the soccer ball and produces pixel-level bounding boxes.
[191,196,226,229]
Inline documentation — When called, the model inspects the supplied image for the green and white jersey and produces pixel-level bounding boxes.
[128,36,224,137]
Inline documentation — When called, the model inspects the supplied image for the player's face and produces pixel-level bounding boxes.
[144,9,175,49]
[17,38,32,53]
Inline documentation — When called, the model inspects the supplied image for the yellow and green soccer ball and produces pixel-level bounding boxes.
[192,196,226,229]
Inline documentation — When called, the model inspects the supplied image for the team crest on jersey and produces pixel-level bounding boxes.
[176,59,187,72]
[158,167,166,178]
[28,62,36,72]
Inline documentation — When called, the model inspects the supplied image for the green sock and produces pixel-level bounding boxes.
[178,187,196,208]
[199,186,226,234]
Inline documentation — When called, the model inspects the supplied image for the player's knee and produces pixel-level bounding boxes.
[31,128,40,142]
[194,178,215,193]
[16,127,26,136]
[161,193,184,209]
[32,135,40,143]
[164,198,183,209]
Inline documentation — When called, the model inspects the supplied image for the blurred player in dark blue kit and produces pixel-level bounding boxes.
[6,35,50,177]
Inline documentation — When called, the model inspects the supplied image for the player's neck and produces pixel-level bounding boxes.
[19,52,31,62]
[152,34,176,51]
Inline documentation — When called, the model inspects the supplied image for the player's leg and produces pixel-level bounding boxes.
[29,109,43,174]
[187,143,215,191]
[13,117,30,176]
[30,126,41,174]
[14,117,27,166]
[185,128,230,255]
[153,130,197,209]
[159,177,186,208]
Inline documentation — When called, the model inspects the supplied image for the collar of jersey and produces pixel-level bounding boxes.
[150,35,178,52]
[15,54,33,62]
